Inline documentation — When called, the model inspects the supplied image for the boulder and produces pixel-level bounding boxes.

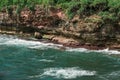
[34,32,42,39]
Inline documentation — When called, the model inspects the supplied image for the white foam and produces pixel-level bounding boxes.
[107,71,120,77]
[28,67,96,79]
[100,71,120,80]
[96,48,120,55]
[66,47,88,52]
[0,35,63,50]
[66,47,120,55]
[38,59,54,62]
[29,43,63,50]
[0,34,120,54]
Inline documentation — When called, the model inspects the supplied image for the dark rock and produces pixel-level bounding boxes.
[34,32,42,39]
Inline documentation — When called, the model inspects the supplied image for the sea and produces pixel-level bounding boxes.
[0,34,120,80]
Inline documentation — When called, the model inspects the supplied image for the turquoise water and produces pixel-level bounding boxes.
[0,34,120,80]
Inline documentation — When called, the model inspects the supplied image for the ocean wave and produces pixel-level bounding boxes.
[96,48,120,55]
[0,35,63,49]
[66,48,120,55]
[28,67,96,79]
[29,43,63,50]
[107,71,120,78]
[99,71,120,80]
[66,47,88,52]
[0,34,120,54]
[38,59,54,62]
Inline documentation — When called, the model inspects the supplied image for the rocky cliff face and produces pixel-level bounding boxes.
[0,7,120,50]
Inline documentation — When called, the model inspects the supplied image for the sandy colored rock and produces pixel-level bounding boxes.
[34,32,42,39]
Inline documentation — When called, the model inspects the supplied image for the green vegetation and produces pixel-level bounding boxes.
[0,0,120,22]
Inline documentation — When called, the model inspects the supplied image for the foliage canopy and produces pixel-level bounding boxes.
[0,0,120,21]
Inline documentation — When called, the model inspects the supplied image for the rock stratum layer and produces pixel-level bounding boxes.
[0,7,120,50]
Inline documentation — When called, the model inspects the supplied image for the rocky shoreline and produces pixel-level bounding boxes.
[0,29,119,51]
[0,6,120,51]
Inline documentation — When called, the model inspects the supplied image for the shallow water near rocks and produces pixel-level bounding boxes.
[0,34,120,80]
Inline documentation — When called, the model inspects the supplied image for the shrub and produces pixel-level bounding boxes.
[0,0,120,22]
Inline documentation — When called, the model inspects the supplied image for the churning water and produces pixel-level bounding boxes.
[0,34,120,80]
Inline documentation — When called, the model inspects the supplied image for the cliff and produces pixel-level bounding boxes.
[0,6,120,50]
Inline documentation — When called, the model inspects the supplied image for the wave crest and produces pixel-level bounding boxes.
[28,67,96,79]
[0,35,63,49]
[0,34,120,54]
[66,48,120,55]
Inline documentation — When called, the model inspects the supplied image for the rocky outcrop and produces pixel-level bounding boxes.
[0,7,120,50]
